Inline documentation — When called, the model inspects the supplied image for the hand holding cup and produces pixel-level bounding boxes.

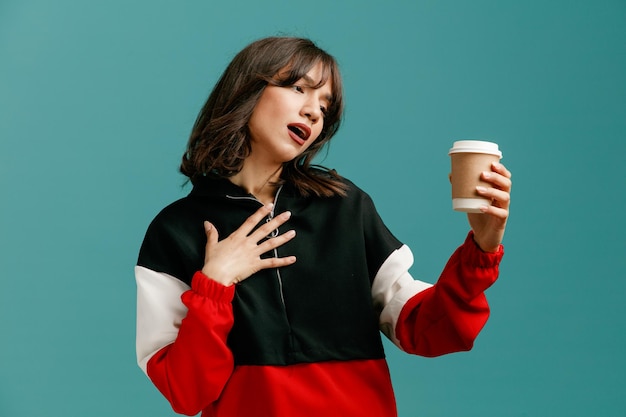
[449,140,512,252]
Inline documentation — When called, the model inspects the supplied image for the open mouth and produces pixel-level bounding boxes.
[287,124,311,142]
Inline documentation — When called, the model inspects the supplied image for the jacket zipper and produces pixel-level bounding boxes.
[225,186,289,309]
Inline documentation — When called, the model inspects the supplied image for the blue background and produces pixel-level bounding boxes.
[1,1,625,416]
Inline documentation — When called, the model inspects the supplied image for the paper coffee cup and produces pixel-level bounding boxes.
[449,140,502,213]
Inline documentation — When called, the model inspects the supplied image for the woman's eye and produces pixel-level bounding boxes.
[292,85,304,93]
[320,106,328,116]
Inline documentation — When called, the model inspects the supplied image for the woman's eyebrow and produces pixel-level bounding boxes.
[300,75,333,101]
[301,74,315,84]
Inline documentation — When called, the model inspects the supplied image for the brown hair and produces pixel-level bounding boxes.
[180,37,347,197]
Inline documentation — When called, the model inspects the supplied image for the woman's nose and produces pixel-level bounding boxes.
[301,101,321,123]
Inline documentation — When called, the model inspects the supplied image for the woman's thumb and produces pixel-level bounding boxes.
[203,220,219,244]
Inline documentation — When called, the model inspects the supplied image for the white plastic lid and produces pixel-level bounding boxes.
[449,140,502,157]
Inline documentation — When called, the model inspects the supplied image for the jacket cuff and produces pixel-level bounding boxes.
[464,231,504,268]
[191,271,236,303]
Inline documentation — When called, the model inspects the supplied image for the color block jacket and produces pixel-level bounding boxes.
[135,174,503,416]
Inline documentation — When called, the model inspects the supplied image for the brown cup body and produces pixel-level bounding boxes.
[450,152,501,212]
[450,152,500,198]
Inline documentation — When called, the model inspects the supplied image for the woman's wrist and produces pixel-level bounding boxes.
[201,265,235,287]
[472,233,501,253]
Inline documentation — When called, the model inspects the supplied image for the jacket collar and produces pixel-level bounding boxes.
[189,175,249,198]
[189,174,299,199]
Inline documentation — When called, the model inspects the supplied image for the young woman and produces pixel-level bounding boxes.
[135,37,512,417]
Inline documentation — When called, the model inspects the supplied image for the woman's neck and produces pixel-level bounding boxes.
[229,163,283,205]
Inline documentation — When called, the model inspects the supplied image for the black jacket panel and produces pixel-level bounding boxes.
[137,174,403,365]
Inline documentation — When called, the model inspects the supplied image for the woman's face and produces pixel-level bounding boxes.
[246,62,333,168]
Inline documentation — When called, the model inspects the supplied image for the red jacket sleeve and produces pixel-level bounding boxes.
[146,272,236,416]
[395,232,503,357]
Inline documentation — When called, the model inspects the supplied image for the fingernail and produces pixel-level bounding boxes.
[479,205,489,212]
[286,230,296,237]
[204,221,212,230]
[266,203,274,210]
[483,171,491,179]
[283,211,292,219]
[476,186,487,193]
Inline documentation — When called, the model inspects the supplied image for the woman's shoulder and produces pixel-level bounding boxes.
[303,167,379,216]
[137,195,205,276]
[308,166,368,196]
[142,195,200,237]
